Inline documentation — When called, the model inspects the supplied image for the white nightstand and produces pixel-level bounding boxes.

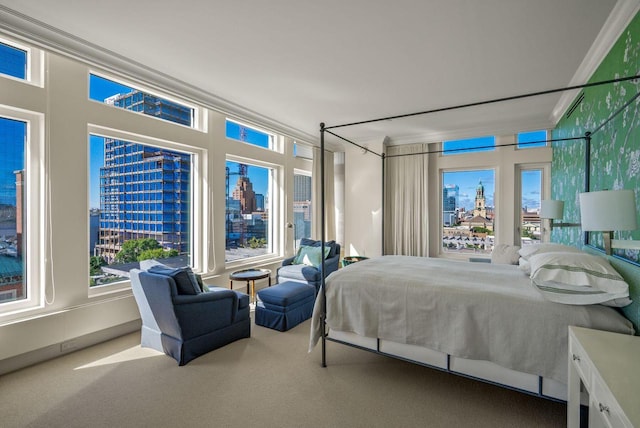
[568,326,639,428]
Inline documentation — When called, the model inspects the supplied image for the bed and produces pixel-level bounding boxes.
[313,74,640,401]
[309,254,634,401]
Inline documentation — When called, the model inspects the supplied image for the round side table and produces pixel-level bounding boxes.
[229,268,271,303]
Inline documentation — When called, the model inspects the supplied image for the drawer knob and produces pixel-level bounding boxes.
[598,403,610,414]
[572,354,580,362]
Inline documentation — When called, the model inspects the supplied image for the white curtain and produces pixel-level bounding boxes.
[384,143,429,256]
[312,147,336,241]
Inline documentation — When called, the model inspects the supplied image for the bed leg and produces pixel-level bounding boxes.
[321,313,327,367]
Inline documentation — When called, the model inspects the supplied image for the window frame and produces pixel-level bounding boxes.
[225,118,278,152]
[224,155,280,267]
[0,35,44,87]
[517,129,549,149]
[0,106,45,317]
[292,169,313,248]
[515,163,551,245]
[87,125,204,297]
[88,71,205,132]
[439,167,496,259]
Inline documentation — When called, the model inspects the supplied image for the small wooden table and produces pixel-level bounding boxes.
[229,268,271,303]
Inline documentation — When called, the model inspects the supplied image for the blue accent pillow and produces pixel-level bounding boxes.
[294,245,330,268]
[148,265,201,295]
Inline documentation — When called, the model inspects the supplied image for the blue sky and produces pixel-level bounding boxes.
[0,118,25,206]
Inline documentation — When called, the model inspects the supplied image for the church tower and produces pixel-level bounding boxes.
[473,181,487,218]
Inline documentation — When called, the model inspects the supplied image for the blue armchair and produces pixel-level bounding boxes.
[277,238,341,293]
[130,267,250,365]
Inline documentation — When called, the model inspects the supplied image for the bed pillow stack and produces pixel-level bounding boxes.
[521,245,631,307]
[516,243,583,275]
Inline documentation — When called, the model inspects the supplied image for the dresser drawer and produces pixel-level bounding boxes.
[591,375,630,428]
[569,333,592,386]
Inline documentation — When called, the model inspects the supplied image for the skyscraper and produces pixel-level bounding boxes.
[94,91,192,263]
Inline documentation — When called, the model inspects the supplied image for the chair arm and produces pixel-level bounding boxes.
[282,255,297,266]
[172,291,238,340]
[324,254,341,276]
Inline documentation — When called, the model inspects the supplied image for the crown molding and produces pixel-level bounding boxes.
[0,5,325,149]
[550,0,640,124]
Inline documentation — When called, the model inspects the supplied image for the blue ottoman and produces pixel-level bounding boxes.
[255,281,316,331]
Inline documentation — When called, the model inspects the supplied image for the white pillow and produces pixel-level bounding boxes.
[518,243,583,261]
[518,257,531,275]
[491,244,521,264]
[529,251,631,307]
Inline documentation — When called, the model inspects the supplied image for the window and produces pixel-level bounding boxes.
[225,160,273,262]
[519,167,544,246]
[89,74,195,127]
[0,41,27,80]
[442,169,495,254]
[293,172,312,248]
[518,130,547,149]
[442,136,495,155]
[89,135,192,286]
[0,117,26,304]
[226,119,274,150]
[293,142,313,159]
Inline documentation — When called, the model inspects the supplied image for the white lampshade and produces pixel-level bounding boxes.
[540,200,564,220]
[579,189,638,232]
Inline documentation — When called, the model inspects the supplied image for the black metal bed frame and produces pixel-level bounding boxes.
[317,73,640,371]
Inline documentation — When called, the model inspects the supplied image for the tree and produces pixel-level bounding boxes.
[247,237,266,249]
[114,238,162,263]
[139,248,178,261]
[90,256,106,276]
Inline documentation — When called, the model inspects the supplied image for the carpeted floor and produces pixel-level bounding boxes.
[0,316,566,427]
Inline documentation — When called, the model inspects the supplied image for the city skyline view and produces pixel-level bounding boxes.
[88,75,270,207]
[443,131,546,212]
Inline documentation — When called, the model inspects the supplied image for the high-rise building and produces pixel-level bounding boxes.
[232,177,257,214]
[443,184,459,226]
[104,91,192,126]
[293,175,312,201]
[95,91,192,263]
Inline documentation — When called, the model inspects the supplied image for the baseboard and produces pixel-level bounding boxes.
[0,320,141,376]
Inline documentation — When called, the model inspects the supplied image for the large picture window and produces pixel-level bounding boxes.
[442,169,495,254]
[225,160,273,262]
[0,117,26,304]
[89,135,192,286]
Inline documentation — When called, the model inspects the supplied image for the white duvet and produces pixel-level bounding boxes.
[309,255,634,383]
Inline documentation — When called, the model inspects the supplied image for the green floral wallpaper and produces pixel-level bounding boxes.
[552,11,640,330]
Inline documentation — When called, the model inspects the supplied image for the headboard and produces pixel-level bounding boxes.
[583,246,640,334]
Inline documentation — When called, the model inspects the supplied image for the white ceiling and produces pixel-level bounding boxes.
[1,0,638,148]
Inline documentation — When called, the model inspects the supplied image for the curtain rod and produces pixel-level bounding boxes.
[324,74,640,131]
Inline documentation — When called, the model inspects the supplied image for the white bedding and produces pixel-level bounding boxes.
[309,255,634,383]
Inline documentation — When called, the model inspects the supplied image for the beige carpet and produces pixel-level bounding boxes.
[0,317,566,428]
